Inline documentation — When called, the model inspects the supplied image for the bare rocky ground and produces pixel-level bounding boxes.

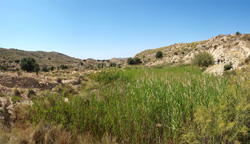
[0,69,91,132]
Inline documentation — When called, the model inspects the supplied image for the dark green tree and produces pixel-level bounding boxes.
[236,31,241,36]
[49,66,55,71]
[134,58,142,64]
[60,65,68,70]
[20,57,40,72]
[127,57,135,65]
[156,51,163,58]
[15,60,20,64]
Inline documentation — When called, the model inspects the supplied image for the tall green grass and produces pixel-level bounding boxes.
[29,66,250,143]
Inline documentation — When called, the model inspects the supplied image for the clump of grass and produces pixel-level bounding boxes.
[224,62,233,71]
[27,89,36,99]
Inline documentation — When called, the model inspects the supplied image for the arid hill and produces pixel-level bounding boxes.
[0,47,82,67]
[135,33,250,74]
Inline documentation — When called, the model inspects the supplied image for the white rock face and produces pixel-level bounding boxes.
[137,34,250,74]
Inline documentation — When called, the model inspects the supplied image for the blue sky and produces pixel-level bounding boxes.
[0,0,250,59]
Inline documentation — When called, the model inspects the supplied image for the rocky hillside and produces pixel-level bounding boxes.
[135,33,250,74]
[0,48,82,66]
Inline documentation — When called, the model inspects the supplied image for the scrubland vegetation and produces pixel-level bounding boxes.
[1,37,250,143]
[12,65,247,143]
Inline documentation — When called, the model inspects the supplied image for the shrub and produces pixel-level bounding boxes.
[0,66,7,71]
[236,31,241,36]
[245,57,250,64]
[13,88,21,97]
[127,57,135,65]
[98,63,106,69]
[20,57,40,72]
[41,67,49,72]
[224,62,233,71]
[27,89,36,99]
[109,62,116,67]
[34,63,40,75]
[85,64,94,70]
[134,58,142,64]
[15,60,20,64]
[156,51,163,58]
[49,66,55,71]
[60,65,68,70]
[57,78,62,83]
[192,52,214,67]
[127,57,142,65]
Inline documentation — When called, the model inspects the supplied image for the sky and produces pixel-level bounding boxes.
[0,0,250,59]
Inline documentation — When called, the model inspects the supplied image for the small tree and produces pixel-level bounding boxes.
[192,52,214,67]
[156,51,163,58]
[134,58,142,64]
[20,57,40,72]
[60,65,68,70]
[15,60,20,64]
[109,62,117,67]
[127,57,135,65]
[236,31,241,36]
[80,62,83,66]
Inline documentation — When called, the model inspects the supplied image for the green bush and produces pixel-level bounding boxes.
[0,66,7,71]
[134,58,142,64]
[236,31,241,36]
[127,57,135,65]
[15,59,20,64]
[118,64,122,68]
[85,64,94,70]
[20,57,40,72]
[127,57,142,65]
[109,62,116,67]
[49,66,55,71]
[98,63,106,69]
[224,62,233,71]
[192,52,214,67]
[34,63,40,75]
[156,51,163,58]
[41,67,49,72]
[60,65,68,70]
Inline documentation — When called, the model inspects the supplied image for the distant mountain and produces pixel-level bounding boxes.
[0,48,82,66]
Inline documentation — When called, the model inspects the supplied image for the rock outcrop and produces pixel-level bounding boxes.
[135,34,250,74]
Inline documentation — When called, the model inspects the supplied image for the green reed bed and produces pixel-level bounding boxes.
[29,67,250,143]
